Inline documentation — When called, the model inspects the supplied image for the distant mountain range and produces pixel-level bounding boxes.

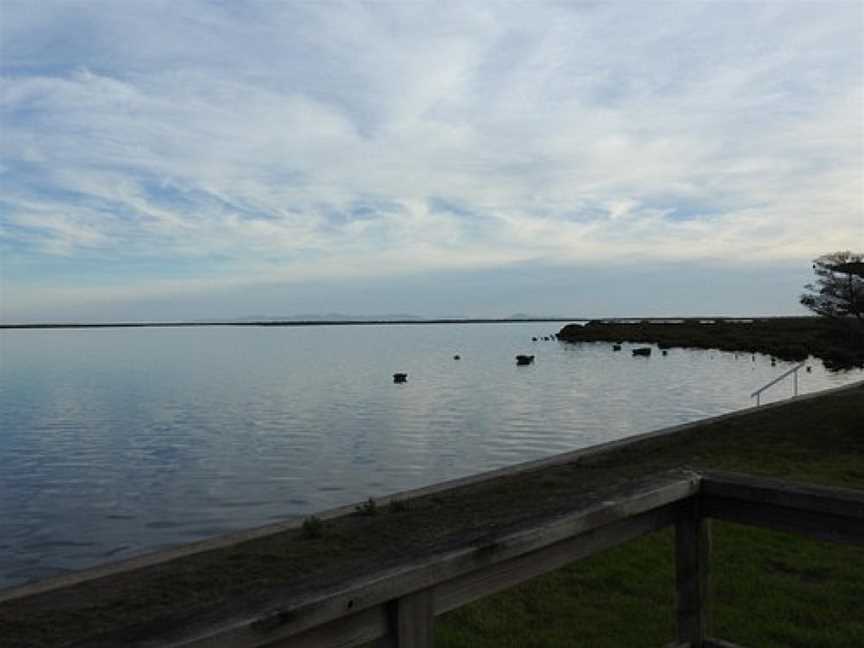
[219,313,558,322]
[212,313,427,322]
[214,313,561,322]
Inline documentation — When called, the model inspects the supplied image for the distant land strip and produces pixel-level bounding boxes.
[0,316,812,330]
[2,318,582,329]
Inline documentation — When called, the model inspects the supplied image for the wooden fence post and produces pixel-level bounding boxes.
[675,498,711,646]
[384,589,435,648]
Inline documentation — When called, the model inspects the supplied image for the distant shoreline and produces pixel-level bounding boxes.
[558,316,864,370]
[0,316,813,330]
[3,318,584,330]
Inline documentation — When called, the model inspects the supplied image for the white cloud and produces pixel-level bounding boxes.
[0,1,862,319]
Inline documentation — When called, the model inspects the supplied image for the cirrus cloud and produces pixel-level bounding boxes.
[1,1,862,321]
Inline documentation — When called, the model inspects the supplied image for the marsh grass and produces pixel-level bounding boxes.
[558,317,864,370]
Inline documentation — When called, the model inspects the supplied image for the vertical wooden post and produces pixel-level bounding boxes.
[675,498,710,647]
[384,589,435,648]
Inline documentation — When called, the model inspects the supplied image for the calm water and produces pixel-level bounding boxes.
[1,323,861,588]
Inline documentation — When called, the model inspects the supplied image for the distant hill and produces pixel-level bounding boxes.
[206,313,426,323]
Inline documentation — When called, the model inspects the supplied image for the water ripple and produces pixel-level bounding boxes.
[1,325,861,588]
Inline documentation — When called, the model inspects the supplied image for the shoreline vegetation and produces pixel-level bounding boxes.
[558,316,864,370]
[2,381,862,647]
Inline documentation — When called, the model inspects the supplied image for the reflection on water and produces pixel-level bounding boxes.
[0,323,861,587]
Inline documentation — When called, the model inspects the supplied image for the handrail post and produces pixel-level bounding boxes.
[675,498,711,646]
[384,590,435,648]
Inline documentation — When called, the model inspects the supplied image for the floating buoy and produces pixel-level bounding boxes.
[516,354,535,366]
[662,350,668,356]
[612,344,622,351]
[453,354,461,360]
[806,366,812,373]
[532,337,538,342]
[393,373,407,384]
[632,347,652,357]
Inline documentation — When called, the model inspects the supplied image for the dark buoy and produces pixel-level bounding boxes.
[393,373,407,384]
[532,337,538,342]
[662,349,668,356]
[516,354,535,366]
[632,347,652,357]
[806,366,812,373]
[612,344,622,351]
[453,354,461,360]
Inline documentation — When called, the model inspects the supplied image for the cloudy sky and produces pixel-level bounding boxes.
[1,1,862,322]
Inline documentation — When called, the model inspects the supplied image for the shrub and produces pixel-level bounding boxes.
[301,515,324,539]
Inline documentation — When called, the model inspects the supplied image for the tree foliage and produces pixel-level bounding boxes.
[800,251,864,321]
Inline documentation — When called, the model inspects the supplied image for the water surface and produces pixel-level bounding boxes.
[1,323,860,588]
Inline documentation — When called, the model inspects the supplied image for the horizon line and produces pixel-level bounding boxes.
[0,316,817,330]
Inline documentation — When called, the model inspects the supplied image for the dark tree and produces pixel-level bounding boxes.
[800,251,864,321]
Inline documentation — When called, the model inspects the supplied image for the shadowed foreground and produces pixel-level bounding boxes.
[1,382,862,647]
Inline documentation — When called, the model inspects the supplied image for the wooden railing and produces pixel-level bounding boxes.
[143,471,863,648]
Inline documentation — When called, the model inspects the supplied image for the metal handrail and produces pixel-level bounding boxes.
[750,361,806,406]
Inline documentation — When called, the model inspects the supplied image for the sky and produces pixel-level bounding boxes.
[1,1,862,323]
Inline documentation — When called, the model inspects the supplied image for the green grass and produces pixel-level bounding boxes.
[437,530,676,648]
[434,384,864,648]
[435,524,864,648]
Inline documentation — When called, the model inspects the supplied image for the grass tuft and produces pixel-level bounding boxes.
[387,498,410,513]
[355,497,379,516]
[300,515,324,539]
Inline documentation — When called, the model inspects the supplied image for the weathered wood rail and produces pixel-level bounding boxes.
[123,470,862,648]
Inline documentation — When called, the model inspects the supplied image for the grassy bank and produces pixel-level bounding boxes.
[2,383,863,647]
[436,383,864,646]
[557,317,864,370]
[437,523,864,648]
